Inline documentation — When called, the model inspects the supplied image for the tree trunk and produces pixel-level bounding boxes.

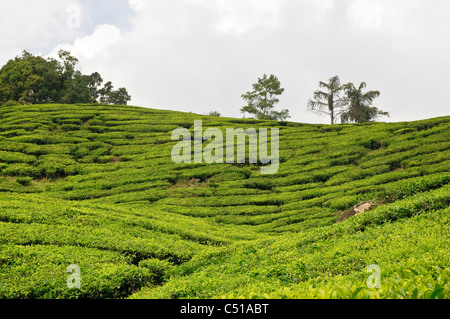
[329,95,334,125]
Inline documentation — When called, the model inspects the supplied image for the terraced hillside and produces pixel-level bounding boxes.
[0,103,449,299]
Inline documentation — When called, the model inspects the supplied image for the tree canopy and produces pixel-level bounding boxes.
[307,75,347,125]
[308,76,389,124]
[341,82,389,123]
[0,50,131,106]
[241,74,290,121]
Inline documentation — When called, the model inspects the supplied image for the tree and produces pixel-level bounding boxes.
[206,111,221,117]
[307,75,347,125]
[98,81,113,104]
[108,87,131,105]
[58,50,78,80]
[97,82,131,105]
[0,50,62,104]
[241,74,290,121]
[341,82,389,123]
[0,50,132,106]
[87,72,103,103]
[59,71,90,104]
[57,50,91,104]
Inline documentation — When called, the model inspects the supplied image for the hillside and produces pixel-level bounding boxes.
[0,103,449,299]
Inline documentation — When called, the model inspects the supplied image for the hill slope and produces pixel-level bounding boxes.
[0,103,448,299]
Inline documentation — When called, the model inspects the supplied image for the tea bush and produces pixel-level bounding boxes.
[0,104,448,299]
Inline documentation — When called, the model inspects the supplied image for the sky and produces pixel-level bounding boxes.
[1,0,449,124]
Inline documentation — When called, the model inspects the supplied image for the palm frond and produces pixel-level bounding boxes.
[314,90,331,101]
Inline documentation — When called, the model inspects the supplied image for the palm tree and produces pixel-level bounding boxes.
[307,75,347,125]
[341,82,389,123]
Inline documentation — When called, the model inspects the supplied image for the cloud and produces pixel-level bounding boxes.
[128,0,146,12]
[49,24,122,60]
[214,0,283,34]
[122,0,450,122]
[0,0,82,63]
[348,0,387,30]
[2,0,450,123]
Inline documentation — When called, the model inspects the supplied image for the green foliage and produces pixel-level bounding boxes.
[139,259,174,284]
[308,77,389,124]
[307,75,347,125]
[0,103,448,299]
[0,50,131,106]
[206,111,221,117]
[0,244,153,299]
[341,81,389,123]
[1,100,20,107]
[241,74,290,121]
[16,176,32,186]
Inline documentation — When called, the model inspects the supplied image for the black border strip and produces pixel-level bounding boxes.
[1,299,447,317]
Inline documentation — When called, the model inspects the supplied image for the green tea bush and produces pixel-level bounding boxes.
[16,176,33,186]
[0,104,448,299]
[1,163,40,177]
[0,151,36,163]
[138,259,174,284]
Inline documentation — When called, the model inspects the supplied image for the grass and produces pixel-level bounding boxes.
[0,103,448,299]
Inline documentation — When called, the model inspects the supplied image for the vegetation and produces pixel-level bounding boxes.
[308,76,389,124]
[0,103,448,299]
[341,82,389,123]
[0,50,131,106]
[307,75,347,125]
[206,111,221,117]
[241,74,290,121]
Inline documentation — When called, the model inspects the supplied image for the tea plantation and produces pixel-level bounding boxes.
[0,103,448,299]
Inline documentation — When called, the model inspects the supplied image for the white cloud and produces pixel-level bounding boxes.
[214,0,283,34]
[128,0,146,12]
[49,24,122,60]
[2,0,450,123]
[348,0,387,30]
[347,0,450,36]
[0,0,82,63]
[127,0,283,35]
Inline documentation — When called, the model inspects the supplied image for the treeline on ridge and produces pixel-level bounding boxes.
[0,50,131,106]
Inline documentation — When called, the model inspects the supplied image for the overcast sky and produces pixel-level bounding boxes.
[1,0,449,124]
